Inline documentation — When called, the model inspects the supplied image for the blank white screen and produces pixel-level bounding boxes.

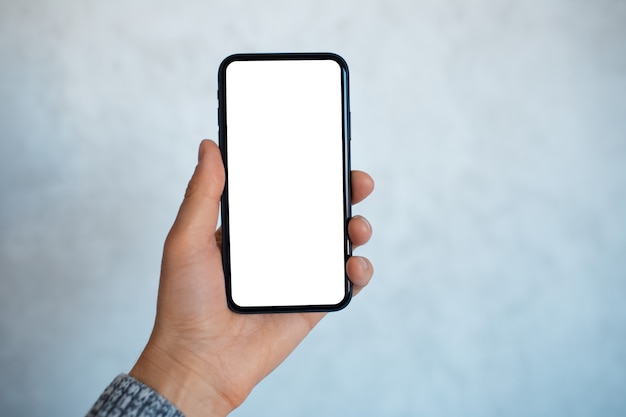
[225,59,347,308]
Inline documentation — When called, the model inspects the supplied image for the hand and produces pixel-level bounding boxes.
[130,139,374,417]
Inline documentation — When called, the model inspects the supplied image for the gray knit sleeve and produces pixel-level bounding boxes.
[86,374,185,417]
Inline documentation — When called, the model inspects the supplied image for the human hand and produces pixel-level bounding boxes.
[130,139,374,417]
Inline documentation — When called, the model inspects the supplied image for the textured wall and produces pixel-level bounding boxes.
[1,1,625,416]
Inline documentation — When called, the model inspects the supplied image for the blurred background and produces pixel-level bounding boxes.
[1,0,625,416]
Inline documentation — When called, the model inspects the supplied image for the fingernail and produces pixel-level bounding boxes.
[361,216,372,232]
[358,257,369,270]
[198,140,206,162]
[354,215,372,233]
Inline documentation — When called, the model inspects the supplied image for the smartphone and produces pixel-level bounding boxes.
[218,53,352,313]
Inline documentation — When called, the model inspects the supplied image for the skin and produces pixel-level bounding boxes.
[130,139,374,417]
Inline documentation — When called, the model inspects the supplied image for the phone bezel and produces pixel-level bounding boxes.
[218,52,352,313]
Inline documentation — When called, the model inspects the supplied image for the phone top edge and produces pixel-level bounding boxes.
[219,52,349,74]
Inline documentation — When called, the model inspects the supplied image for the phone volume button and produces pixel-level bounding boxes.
[348,111,352,141]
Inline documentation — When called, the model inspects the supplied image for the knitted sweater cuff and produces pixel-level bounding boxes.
[86,374,185,417]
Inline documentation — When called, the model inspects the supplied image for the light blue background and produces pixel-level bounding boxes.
[1,1,625,416]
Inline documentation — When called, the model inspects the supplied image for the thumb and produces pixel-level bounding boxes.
[171,140,225,241]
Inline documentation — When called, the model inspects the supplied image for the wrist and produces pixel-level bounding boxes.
[130,340,235,417]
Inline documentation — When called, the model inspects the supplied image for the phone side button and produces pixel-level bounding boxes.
[349,111,352,141]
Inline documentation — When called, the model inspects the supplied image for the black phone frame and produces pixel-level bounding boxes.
[218,52,353,314]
